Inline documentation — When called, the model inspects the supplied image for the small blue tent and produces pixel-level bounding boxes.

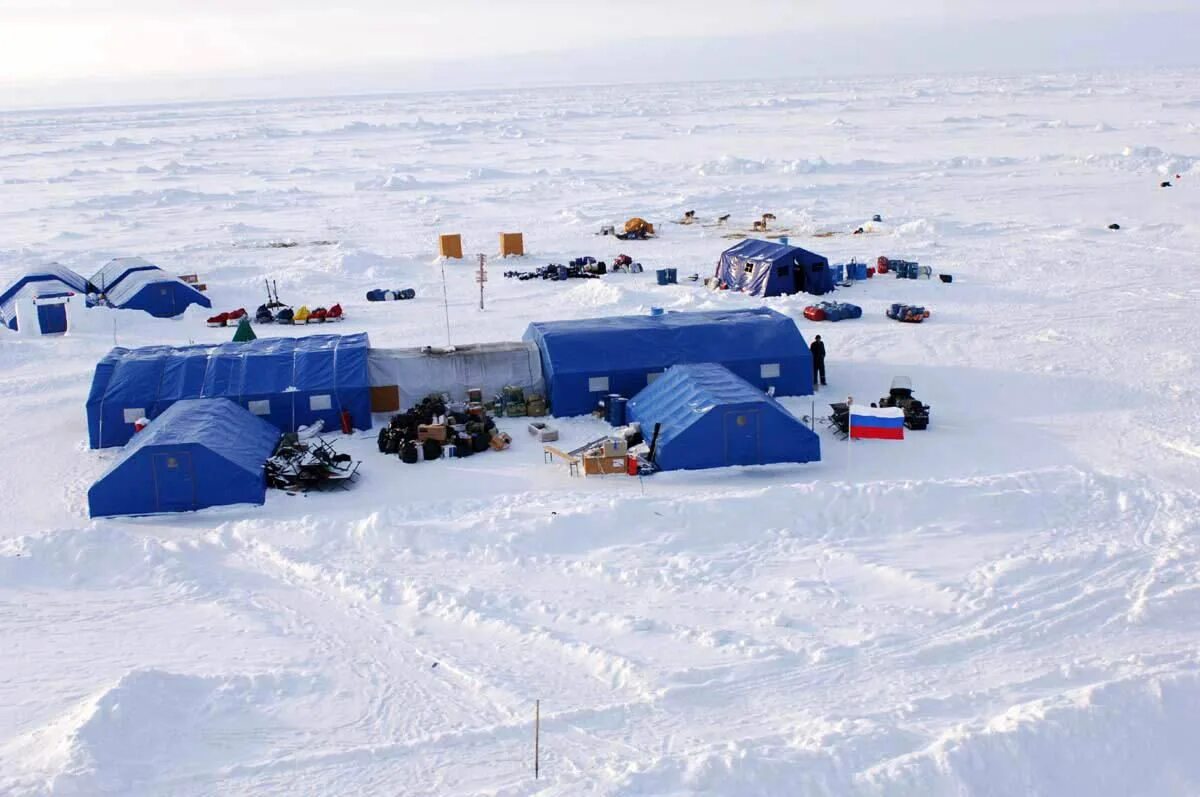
[87,332,372,448]
[628,363,821,471]
[88,398,280,517]
[524,308,812,417]
[715,239,834,297]
[0,264,91,330]
[91,257,211,318]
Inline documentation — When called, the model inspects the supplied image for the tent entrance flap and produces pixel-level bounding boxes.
[37,303,68,334]
[724,410,761,466]
[152,452,195,512]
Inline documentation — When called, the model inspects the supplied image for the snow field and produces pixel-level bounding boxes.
[1,71,1199,795]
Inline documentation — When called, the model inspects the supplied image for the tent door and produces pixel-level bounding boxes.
[792,265,806,295]
[723,410,761,466]
[152,452,196,512]
[36,303,67,334]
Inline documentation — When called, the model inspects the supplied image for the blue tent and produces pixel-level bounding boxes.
[88,398,280,517]
[91,257,211,318]
[628,363,821,471]
[87,332,372,448]
[714,239,834,297]
[0,264,91,330]
[524,308,812,417]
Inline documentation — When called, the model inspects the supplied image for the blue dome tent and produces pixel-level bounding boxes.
[524,308,813,417]
[715,239,834,297]
[0,264,91,331]
[628,363,821,471]
[88,398,281,517]
[87,333,372,448]
[91,257,211,318]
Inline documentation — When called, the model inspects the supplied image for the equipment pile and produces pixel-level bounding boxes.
[266,433,359,491]
[252,282,343,324]
[504,257,608,281]
[886,303,931,323]
[206,307,248,327]
[367,288,416,301]
[803,301,862,322]
[376,391,514,463]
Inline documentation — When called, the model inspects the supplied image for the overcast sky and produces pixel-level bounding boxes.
[1,1,1197,107]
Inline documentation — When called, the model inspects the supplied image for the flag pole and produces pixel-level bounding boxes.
[846,395,853,475]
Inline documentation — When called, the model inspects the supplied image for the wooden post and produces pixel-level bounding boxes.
[534,700,540,779]
[477,254,487,310]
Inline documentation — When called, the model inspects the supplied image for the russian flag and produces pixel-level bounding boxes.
[850,405,905,440]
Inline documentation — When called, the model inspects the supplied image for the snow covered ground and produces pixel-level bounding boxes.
[1,70,1199,795]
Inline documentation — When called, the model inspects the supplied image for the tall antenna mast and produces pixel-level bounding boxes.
[439,259,452,347]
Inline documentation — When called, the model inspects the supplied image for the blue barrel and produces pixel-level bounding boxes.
[667,268,678,284]
[607,396,627,426]
[656,269,669,286]
[557,266,569,281]
[832,264,844,283]
[855,263,868,280]
[650,306,664,316]
[778,236,789,246]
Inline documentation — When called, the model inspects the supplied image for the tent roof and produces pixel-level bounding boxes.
[91,257,204,308]
[629,362,789,451]
[0,264,90,326]
[105,397,280,477]
[525,308,805,374]
[720,238,827,265]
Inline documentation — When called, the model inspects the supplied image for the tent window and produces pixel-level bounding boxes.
[588,376,609,392]
[743,263,755,274]
[647,372,663,384]
[248,400,271,415]
[310,394,332,411]
[760,363,781,378]
[122,407,146,424]
[776,266,788,277]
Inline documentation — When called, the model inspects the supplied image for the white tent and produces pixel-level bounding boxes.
[368,341,544,412]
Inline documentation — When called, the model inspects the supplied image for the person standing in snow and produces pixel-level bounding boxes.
[810,335,827,386]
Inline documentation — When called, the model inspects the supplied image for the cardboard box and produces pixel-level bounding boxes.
[525,397,547,417]
[583,455,627,475]
[499,232,524,257]
[602,437,628,457]
[417,424,448,442]
[439,234,463,259]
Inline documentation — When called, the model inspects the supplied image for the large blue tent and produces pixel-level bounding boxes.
[87,332,372,448]
[524,308,812,417]
[88,398,280,517]
[628,363,821,471]
[91,257,211,318]
[714,239,834,297]
[0,264,91,331]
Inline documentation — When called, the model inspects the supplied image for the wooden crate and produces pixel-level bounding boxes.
[583,455,627,476]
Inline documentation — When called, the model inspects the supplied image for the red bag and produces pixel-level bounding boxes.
[803,306,826,321]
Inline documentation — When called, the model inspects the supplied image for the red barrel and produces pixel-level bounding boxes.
[626,455,639,476]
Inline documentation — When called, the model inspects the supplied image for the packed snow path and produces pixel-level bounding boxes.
[1,71,1199,795]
